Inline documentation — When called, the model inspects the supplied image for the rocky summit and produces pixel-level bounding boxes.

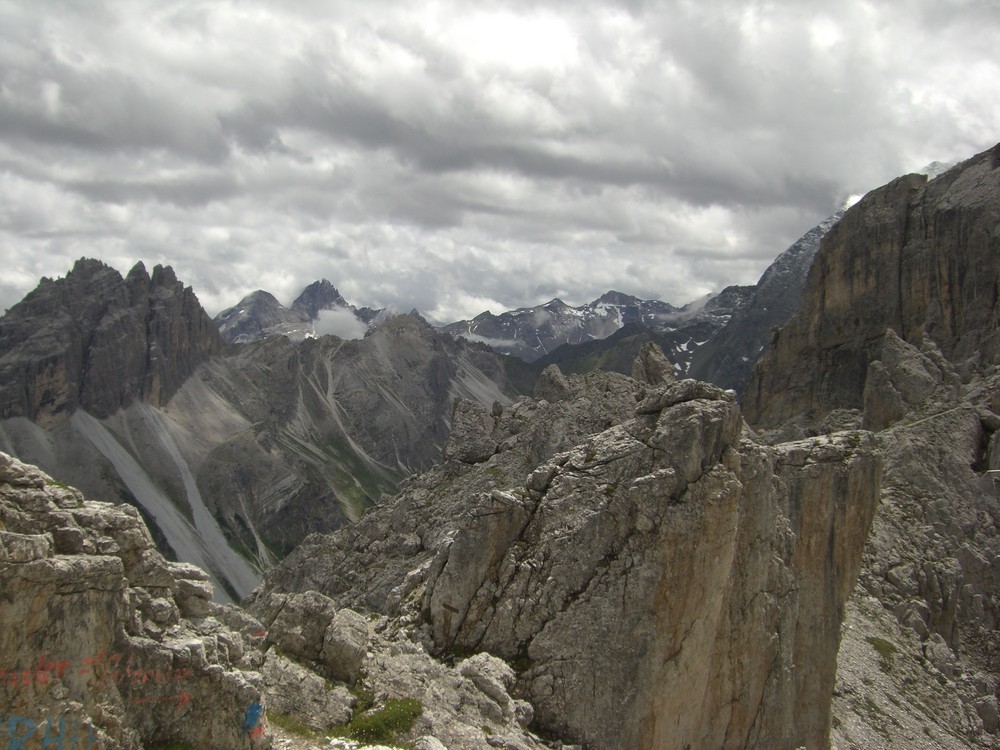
[255,352,881,749]
[0,259,220,427]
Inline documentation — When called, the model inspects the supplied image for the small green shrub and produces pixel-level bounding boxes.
[348,698,423,744]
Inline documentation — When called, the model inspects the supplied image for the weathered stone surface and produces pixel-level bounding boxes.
[459,653,516,718]
[260,650,354,729]
[631,340,676,386]
[321,609,369,684]
[254,591,338,665]
[253,359,880,749]
[0,451,270,749]
[534,363,572,402]
[357,628,549,750]
[443,399,497,464]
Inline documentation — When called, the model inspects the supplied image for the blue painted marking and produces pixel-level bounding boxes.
[242,701,263,735]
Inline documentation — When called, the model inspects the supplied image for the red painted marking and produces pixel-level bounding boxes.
[131,691,192,710]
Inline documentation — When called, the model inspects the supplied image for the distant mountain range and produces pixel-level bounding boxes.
[0,194,843,601]
[213,207,841,397]
[441,292,682,361]
[214,279,386,344]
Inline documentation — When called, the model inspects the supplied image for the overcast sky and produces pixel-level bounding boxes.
[1,0,998,322]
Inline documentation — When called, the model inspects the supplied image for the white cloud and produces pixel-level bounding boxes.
[313,308,368,340]
[0,0,998,321]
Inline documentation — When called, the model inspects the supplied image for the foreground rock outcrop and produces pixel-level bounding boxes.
[255,358,881,749]
[0,449,553,750]
[0,451,269,749]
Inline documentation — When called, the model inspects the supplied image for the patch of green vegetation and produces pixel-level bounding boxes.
[346,698,423,744]
[267,711,321,739]
[866,636,898,673]
[149,743,198,750]
[351,684,376,713]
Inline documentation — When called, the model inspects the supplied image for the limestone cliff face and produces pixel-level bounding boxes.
[0,259,221,426]
[0,451,269,749]
[254,361,880,749]
[736,142,1000,747]
[744,143,1000,428]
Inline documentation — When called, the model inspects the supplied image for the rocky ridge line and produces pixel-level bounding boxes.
[254,345,881,749]
[0,259,221,427]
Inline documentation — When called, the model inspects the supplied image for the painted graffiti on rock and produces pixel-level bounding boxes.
[0,652,192,708]
[1,714,96,750]
[242,701,265,738]
[1,653,268,745]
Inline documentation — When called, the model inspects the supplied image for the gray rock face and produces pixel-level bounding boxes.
[0,259,221,426]
[253,349,880,749]
[0,451,270,749]
[631,340,676,386]
[745,144,1000,428]
[260,651,354,730]
[740,142,1000,748]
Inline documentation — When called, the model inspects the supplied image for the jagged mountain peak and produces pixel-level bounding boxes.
[0,257,220,425]
[596,290,644,306]
[290,278,350,319]
[214,279,376,344]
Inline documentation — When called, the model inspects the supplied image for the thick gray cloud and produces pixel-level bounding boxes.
[1,0,998,322]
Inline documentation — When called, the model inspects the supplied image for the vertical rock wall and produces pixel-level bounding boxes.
[0,259,221,426]
[744,143,1000,429]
